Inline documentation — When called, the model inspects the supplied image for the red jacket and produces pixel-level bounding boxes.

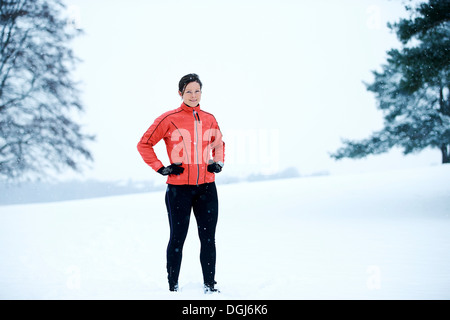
[137,102,225,185]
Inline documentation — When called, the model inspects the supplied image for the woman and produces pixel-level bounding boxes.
[137,74,225,293]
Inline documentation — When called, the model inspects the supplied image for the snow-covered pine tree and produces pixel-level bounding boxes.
[0,0,94,182]
[331,0,450,163]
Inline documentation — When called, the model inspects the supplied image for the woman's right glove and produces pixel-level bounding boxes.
[157,163,184,176]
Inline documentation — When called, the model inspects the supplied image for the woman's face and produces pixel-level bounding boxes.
[179,81,202,107]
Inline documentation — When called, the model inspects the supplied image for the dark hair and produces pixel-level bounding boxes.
[178,73,202,94]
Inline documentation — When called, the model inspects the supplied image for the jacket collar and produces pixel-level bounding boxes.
[180,102,201,113]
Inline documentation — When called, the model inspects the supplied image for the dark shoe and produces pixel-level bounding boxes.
[169,282,179,292]
[204,282,220,294]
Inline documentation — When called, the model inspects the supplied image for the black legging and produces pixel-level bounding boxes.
[165,182,218,287]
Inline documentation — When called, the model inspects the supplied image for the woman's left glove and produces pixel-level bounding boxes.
[207,161,224,173]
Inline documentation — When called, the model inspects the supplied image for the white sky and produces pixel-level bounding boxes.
[65,0,439,182]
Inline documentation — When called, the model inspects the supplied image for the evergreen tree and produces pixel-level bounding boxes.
[331,0,450,163]
[0,0,94,182]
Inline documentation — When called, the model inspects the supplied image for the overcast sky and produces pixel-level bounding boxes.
[65,0,438,182]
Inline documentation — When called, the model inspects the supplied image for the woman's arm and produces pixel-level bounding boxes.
[137,115,167,172]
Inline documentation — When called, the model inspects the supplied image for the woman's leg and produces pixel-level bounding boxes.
[165,184,192,289]
[192,182,219,287]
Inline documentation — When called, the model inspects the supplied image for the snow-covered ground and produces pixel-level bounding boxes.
[1,165,449,300]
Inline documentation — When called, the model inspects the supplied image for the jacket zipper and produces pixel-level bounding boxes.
[193,110,200,186]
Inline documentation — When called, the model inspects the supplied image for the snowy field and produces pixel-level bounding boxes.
[1,165,449,300]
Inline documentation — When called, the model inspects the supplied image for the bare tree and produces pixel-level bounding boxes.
[0,0,94,182]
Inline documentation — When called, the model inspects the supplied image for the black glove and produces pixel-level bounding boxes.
[207,162,223,173]
[157,163,184,176]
